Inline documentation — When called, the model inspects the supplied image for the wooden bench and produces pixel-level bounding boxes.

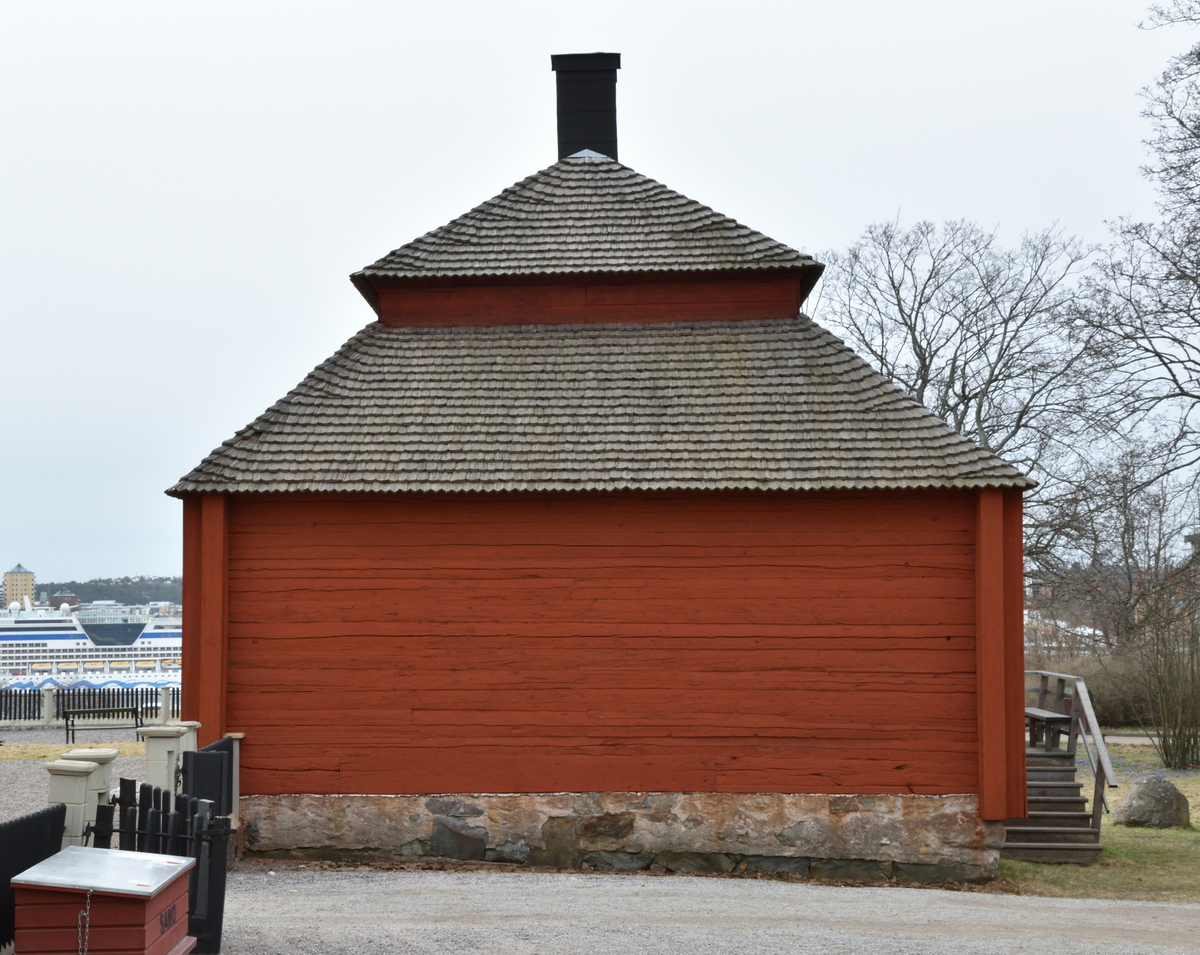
[1025,706,1074,753]
[62,706,143,744]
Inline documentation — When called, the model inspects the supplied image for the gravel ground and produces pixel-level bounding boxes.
[0,725,144,823]
[1,727,1194,952]
[221,868,1200,954]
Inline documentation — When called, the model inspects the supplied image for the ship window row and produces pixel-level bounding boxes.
[2,649,177,658]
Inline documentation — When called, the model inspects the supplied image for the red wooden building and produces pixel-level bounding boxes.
[169,54,1029,878]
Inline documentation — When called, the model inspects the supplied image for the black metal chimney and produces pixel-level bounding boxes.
[551,53,620,160]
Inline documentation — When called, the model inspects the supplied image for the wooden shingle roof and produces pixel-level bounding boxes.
[350,155,820,307]
[168,319,1032,496]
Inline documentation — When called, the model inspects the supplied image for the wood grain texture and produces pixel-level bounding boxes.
[975,488,1008,819]
[14,880,189,955]
[196,494,228,746]
[206,489,991,797]
[377,275,802,325]
[181,496,202,728]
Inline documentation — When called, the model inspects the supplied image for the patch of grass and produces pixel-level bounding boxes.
[0,741,144,761]
[998,823,1200,902]
[994,744,1199,901]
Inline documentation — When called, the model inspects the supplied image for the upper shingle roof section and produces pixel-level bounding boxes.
[168,319,1033,496]
[352,155,816,282]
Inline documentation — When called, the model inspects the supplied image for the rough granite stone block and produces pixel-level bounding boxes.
[892,860,990,884]
[426,797,485,818]
[485,840,531,863]
[578,812,635,848]
[583,850,655,871]
[524,817,581,869]
[744,855,810,875]
[810,858,892,882]
[429,816,487,860]
[654,851,736,874]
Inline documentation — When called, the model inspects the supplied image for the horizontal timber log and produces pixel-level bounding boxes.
[212,488,987,795]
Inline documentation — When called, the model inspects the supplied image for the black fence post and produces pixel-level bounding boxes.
[137,784,152,852]
[91,803,114,850]
[120,806,137,852]
[166,810,182,855]
[145,808,161,854]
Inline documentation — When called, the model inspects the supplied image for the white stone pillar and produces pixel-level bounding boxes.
[159,686,172,724]
[60,747,120,827]
[44,759,97,848]
[179,721,202,754]
[40,686,56,726]
[138,725,188,792]
[224,732,244,834]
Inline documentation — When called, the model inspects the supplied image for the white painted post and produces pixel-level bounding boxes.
[224,732,244,835]
[60,747,120,827]
[138,725,188,792]
[40,686,56,726]
[159,686,172,725]
[179,721,202,754]
[44,759,97,848]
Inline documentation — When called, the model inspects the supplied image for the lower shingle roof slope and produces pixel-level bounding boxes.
[168,318,1033,496]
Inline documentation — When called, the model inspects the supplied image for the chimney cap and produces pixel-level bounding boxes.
[551,53,621,72]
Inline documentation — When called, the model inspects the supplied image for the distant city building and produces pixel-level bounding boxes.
[51,588,79,608]
[4,564,34,608]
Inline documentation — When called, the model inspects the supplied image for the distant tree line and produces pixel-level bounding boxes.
[811,0,1200,767]
[40,577,182,605]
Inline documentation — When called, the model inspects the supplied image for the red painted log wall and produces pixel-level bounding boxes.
[191,488,1007,800]
[376,275,804,325]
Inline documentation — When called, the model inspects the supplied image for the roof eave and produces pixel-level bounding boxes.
[796,260,824,308]
[350,271,382,316]
[351,262,826,314]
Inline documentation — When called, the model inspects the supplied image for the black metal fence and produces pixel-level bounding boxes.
[52,685,181,721]
[91,776,231,954]
[0,804,65,949]
[0,688,43,720]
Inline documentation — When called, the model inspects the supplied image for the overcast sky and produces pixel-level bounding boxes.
[0,1,1186,581]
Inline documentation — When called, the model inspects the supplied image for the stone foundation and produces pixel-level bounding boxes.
[241,792,1003,882]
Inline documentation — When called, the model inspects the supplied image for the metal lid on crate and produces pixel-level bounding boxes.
[11,845,195,897]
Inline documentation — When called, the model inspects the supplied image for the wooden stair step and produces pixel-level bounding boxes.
[1001,842,1104,864]
[1002,825,1099,845]
[1028,796,1087,808]
[1027,781,1083,797]
[1006,812,1094,829]
[1027,770,1079,782]
[1025,750,1078,763]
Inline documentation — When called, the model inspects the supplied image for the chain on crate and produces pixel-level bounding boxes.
[77,888,92,955]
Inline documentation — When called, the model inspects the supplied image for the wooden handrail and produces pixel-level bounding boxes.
[1025,669,1117,791]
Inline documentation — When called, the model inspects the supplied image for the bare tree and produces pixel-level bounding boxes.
[1144,0,1200,218]
[1037,443,1200,768]
[1084,0,1200,462]
[812,219,1117,558]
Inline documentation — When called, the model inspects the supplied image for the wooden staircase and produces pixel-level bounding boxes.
[1002,749,1103,863]
[1001,671,1116,865]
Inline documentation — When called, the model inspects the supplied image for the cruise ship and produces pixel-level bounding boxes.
[0,598,181,687]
